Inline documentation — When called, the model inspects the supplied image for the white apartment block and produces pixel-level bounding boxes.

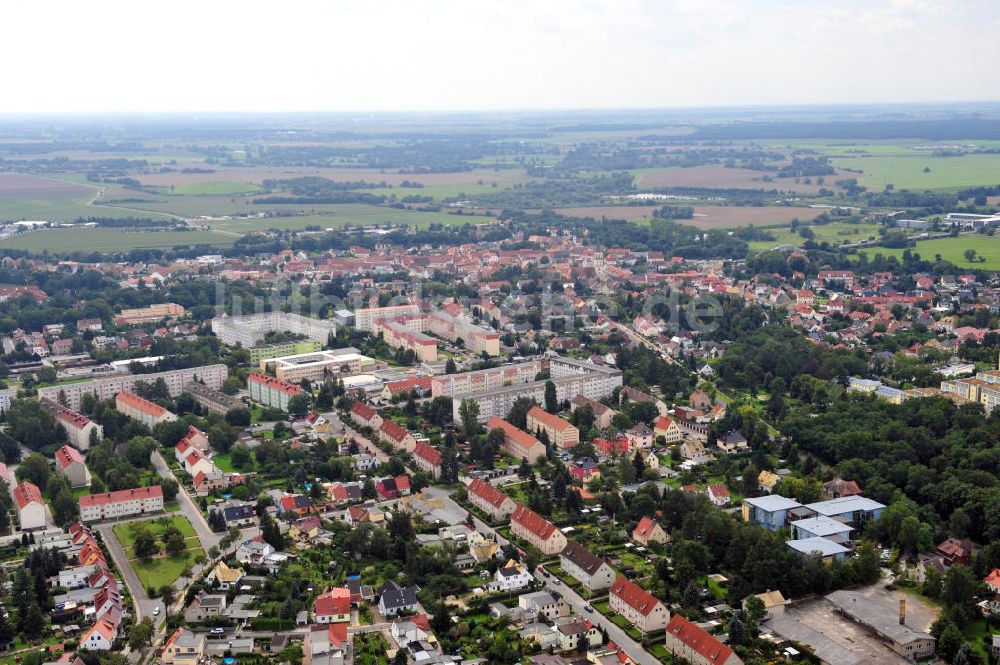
[449,358,622,423]
[262,348,372,384]
[211,312,338,347]
[79,486,164,522]
[39,364,228,411]
[432,361,542,400]
[354,304,421,332]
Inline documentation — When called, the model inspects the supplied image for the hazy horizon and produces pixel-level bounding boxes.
[5,0,999,114]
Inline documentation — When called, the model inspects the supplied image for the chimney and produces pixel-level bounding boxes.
[899,598,906,625]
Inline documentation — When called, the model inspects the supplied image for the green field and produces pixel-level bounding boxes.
[113,515,198,549]
[202,205,490,233]
[746,222,883,252]
[0,227,236,252]
[857,234,1000,269]
[831,153,1000,191]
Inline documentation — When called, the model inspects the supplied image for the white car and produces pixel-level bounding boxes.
[153,607,160,616]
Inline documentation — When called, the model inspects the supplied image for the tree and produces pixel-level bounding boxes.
[728,617,745,646]
[287,393,310,418]
[941,565,978,623]
[51,487,79,526]
[22,602,43,640]
[459,399,480,438]
[517,457,532,480]
[230,444,253,471]
[133,529,159,559]
[506,397,537,430]
[935,621,963,662]
[15,453,51,489]
[544,380,558,413]
[163,526,186,555]
[445,359,457,374]
[128,617,154,649]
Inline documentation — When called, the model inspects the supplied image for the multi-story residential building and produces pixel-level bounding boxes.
[378,419,417,452]
[0,387,15,415]
[38,364,228,411]
[486,417,547,463]
[653,416,683,444]
[262,349,372,384]
[510,505,567,555]
[183,381,240,415]
[375,320,438,362]
[493,559,532,592]
[609,576,669,634]
[79,486,164,522]
[14,481,46,530]
[664,615,744,665]
[162,628,206,665]
[41,398,103,450]
[431,361,542,400]
[559,541,616,592]
[412,443,443,479]
[55,445,92,487]
[248,340,322,364]
[742,494,802,531]
[211,312,338,347]
[115,303,185,326]
[425,309,500,356]
[466,478,517,521]
[116,390,178,429]
[449,358,622,423]
[313,588,351,624]
[354,304,421,332]
[349,401,382,430]
[526,406,579,449]
[247,373,303,411]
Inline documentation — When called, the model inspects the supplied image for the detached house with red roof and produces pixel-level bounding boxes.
[313,587,351,624]
[14,480,47,530]
[609,576,669,634]
[632,516,669,546]
[412,442,443,479]
[55,445,91,488]
[707,483,731,507]
[466,478,517,521]
[350,401,382,430]
[376,475,411,499]
[664,614,743,665]
[510,505,567,555]
[653,416,683,444]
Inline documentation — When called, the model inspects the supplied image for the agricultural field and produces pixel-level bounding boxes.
[554,204,827,229]
[830,153,1000,191]
[636,166,845,193]
[171,181,263,196]
[857,234,1000,270]
[0,227,235,252]
[0,173,175,222]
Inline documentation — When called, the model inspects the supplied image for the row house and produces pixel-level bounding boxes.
[526,406,579,449]
[412,442,443,479]
[486,417,547,464]
[559,541,616,592]
[510,505,567,556]
[466,478,517,521]
[609,576,669,634]
[79,485,164,522]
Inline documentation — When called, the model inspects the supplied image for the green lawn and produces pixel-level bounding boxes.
[113,515,198,550]
[132,551,205,590]
[856,234,1000,270]
[960,620,996,662]
[0,227,235,252]
[747,222,884,252]
[211,451,256,473]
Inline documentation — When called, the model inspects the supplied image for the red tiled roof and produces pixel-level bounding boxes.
[467,478,511,508]
[512,505,559,541]
[314,588,351,618]
[248,373,303,396]
[80,485,162,507]
[116,390,167,417]
[708,483,730,499]
[610,576,663,617]
[351,401,377,420]
[55,444,85,469]
[328,622,348,647]
[413,443,443,466]
[385,376,432,395]
[666,614,734,665]
[379,419,410,443]
[13,481,43,510]
[527,406,574,433]
[486,417,540,451]
[633,516,659,539]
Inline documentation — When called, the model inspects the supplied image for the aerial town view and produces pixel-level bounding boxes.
[0,2,999,665]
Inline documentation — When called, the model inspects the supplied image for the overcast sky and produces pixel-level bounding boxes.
[5,0,998,113]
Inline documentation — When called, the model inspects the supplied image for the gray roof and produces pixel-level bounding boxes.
[766,615,863,665]
[826,590,935,645]
[560,541,608,575]
[744,494,802,512]
[805,496,886,516]
[791,516,854,537]
[786,537,850,557]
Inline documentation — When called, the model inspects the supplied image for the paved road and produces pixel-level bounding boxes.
[533,569,660,665]
[151,451,223,552]
[95,523,165,625]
